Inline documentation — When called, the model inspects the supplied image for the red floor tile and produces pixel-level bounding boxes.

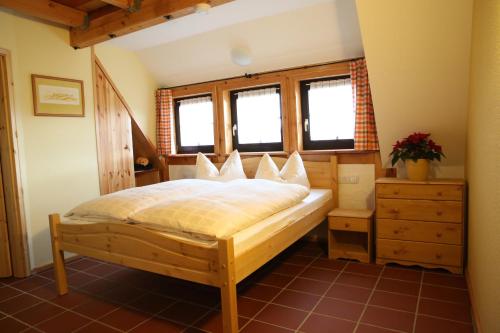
[75,321,121,333]
[0,285,21,300]
[273,289,320,311]
[361,306,414,332]
[376,278,420,296]
[255,273,294,288]
[240,284,281,302]
[287,277,331,295]
[326,284,372,303]
[382,267,422,282]
[300,313,355,333]
[50,290,92,309]
[36,311,91,333]
[158,301,210,325]
[314,297,365,321]
[10,275,51,291]
[345,263,383,276]
[311,258,347,271]
[272,263,304,276]
[255,303,308,330]
[74,297,120,318]
[67,258,101,271]
[237,297,267,318]
[299,267,339,282]
[420,284,470,304]
[241,320,293,333]
[280,254,314,266]
[423,272,467,289]
[85,264,123,277]
[127,293,176,314]
[13,301,64,325]
[0,293,42,314]
[0,317,29,332]
[356,324,401,333]
[414,315,474,333]
[129,317,186,333]
[194,310,248,333]
[418,298,472,322]
[336,272,378,289]
[369,290,418,312]
[99,307,151,331]
[66,271,97,288]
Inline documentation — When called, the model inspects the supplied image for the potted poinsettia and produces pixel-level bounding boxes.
[390,133,445,181]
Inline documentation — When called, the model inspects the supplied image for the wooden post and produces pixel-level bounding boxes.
[49,214,68,295]
[330,155,339,208]
[218,237,238,333]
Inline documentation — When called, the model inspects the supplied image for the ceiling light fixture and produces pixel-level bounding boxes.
[231,47,252,66]
[195,3,212,14]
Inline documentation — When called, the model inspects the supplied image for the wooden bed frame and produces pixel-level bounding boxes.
[49,156,338,333]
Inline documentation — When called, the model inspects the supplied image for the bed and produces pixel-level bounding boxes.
[49,155,338,333]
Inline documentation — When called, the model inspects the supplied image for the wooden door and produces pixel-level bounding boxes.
[0,160,12,277]
[94,63,135,194]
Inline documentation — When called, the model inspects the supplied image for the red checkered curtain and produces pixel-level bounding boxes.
[350,58,379,151]
[156,89,173,155]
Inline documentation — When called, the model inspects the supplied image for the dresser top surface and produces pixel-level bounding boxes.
[376,178,465,185]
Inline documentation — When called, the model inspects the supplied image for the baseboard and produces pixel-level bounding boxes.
[31,254,83,274]
[465,268,482,333]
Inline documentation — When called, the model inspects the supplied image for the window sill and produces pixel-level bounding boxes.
[299,149,379,155]
[167,153,216,158]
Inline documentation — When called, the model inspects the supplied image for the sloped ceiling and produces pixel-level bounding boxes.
[356,0,473,177]
[108,0,364,87]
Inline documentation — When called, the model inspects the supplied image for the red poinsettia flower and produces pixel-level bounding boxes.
[389,132,445,166]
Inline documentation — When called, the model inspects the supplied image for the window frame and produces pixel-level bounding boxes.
[300,75,355,150]
[230,84,284,152]
[173,93,215,154]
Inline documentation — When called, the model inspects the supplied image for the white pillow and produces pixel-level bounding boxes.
[255,152,310,188]
[196,150,247,181]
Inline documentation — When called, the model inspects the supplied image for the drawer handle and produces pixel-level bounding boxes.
[391,208,400,214]
[437,191,443,196]
[436,211,443,216]
[345,223,350,228]
[436,232,443,238]
[436,254,442,260]
[393,190,400,195]
[393,230,399,234]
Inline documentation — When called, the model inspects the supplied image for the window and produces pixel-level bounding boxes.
[174,94,214,153]
[300,76,355,150]
[230,85,283,152]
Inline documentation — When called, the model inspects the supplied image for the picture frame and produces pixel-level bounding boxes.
[31,74,85,117]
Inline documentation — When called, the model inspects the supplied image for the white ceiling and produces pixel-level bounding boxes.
[108,0,363,87]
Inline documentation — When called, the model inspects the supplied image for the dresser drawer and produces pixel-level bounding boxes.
[377,239,462,266]
[376,183,463,201]
[329,217,368,232]
[377,199,462,223]
[377,219,462,245]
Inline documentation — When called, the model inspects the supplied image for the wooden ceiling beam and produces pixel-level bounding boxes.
[0,0,87,27]
[100,0,130,10]
[70,0,234,48]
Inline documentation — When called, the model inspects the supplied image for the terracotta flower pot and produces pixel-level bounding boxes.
[405,159,429,181]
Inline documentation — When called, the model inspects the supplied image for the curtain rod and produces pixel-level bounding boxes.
[160,56,364,90]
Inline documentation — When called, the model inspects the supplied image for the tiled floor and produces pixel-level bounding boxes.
[0,241,474,333]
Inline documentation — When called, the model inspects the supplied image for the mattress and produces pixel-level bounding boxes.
[65,189,332,256]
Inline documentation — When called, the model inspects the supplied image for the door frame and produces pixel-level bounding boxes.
[0,48,30,277]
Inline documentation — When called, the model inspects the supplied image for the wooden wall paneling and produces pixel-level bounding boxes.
[0,49,30,277]
[94,63,135,194]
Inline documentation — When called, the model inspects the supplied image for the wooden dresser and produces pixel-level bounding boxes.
[375,178,466,273]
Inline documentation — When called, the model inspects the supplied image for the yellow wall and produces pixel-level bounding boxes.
[94,44,157,143]
[466,0,500,331]
[356,0,473,177]
[0,10,158,268]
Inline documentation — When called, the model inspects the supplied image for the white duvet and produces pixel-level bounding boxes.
[130,179,309,240]
[66,179,310,240]
[66,179,217,220]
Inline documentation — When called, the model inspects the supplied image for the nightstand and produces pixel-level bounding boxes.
[328,208,374,263]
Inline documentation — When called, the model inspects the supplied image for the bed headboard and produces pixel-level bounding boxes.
[241,155,339,207]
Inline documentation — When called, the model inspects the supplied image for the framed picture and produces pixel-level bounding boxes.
[31,74,84,117]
